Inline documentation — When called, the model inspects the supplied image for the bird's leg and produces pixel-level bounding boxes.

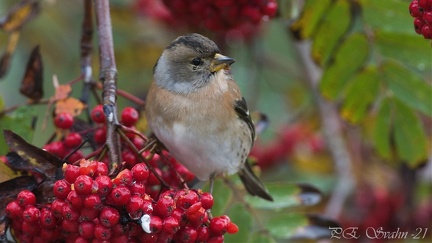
[207,173,216,219]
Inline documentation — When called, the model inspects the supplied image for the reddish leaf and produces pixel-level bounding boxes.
[55,97,86,116]
[0,0,40,33]
[20,45,44,101]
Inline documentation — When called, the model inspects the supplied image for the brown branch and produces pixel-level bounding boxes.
[94,82,146,107]
[294,40,355,219]
[93,0,122,173]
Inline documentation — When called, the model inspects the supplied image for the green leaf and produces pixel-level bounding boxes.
[247,231,276,243]
[0,106,36,155]
[245,182,321,210]
[372,97,393,159]
[375,31,432,74]
[0,96,4,111]
[341,66,380,123]
[320,33,369,99]
[290,0,333,39]
[267,213,339,240]
[393,99,428,166]
[359,0,415,35]
[225,203,252,243]
[382,61,432,117]
[311,0,352,66]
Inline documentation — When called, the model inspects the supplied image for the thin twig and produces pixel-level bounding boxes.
[294,40,355,219]
[93,0,122,172]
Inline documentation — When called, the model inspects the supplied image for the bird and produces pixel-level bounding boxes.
[145,33,273,201]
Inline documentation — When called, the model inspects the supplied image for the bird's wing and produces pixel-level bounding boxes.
[234,97,256,145]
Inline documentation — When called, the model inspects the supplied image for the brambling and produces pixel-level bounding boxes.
[145,33,273,201]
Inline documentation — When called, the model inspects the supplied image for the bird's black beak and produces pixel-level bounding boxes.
[210,53,235,72]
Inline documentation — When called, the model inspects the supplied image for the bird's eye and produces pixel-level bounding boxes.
[190,57,203,66]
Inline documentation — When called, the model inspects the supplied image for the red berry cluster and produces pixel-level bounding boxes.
[6,159,238,242]
[43,105,141,164]
[136,0,278,40]
[410,0,432,39]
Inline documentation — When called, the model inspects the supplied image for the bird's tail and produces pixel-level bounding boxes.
[238,161,273,201]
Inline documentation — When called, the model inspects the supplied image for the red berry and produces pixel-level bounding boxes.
[126,195,144,219]
[78,221,95,239]
[111,235,129,243]
[94,127,107,144]
[91,105,105,123]
[176,225,198,242]
[95,161,109,176]
[78,207,98,223]
[112,168,133,186]
[176,189,199,210]
[51,199,66,218]
[200,192,214,209]
[5,201,23,219]
[17,190,36,208]
[79,159,98,176]
[53,179,72,199]
[83,194,102,210]
[208,235,224,243]
[129,181,146,196]
[64,132,83,148]
[423,11,432,24]
[263,0,278,17]
[74,175,94,195]
[54,112,74,129]
[22,220,39,235]
[94,224,112,240]
[209,216,229,236]
[422,24,432,38]
[186,203,207,226]
[67,149,84,163]
[142,198,154,214]
[196,225,210,242]
[40,228,60,241]
[409,1,422,17]
[226,221,239,234]
[62,219,79,233]
[99,206,120,227]
[23,205,41,223]
[121,107,139,126]
[95,175,113,196]
[414,18,425,34]
[44,141,66,157]
[122,150,137,168]
[155,195,176,218]
[174,163,195,182]
[67,190,84,209]
[162,216,180,235]
[150,215,163,233]
[131,163,149,182]
[64,164,80,184]
[108,186,131,205]
[40,208,57,228]
[63,204,80,221]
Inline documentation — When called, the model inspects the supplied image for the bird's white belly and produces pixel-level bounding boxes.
[154,121,242,181]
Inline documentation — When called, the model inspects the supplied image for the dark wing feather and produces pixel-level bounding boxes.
[234,97,255,144]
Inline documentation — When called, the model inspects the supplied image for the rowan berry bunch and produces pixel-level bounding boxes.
[6,158,238,242]
[5,104,239,242]
[136,0,278,40]
[409,0,432,39]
